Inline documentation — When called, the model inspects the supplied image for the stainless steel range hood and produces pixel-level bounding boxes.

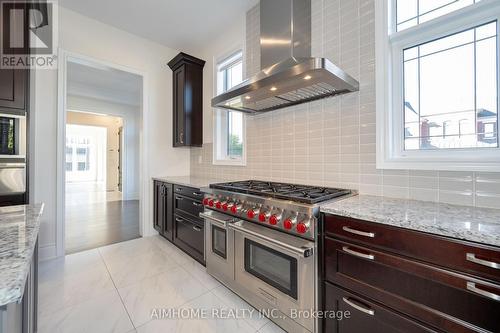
[212,0,359,114]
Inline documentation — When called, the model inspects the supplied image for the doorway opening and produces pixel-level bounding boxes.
[63,56,142,254]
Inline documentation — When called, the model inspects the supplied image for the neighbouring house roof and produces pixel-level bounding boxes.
[477,108,497,119]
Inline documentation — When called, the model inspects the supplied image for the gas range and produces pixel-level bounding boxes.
[202,180,352,240]
[200,180,353,333]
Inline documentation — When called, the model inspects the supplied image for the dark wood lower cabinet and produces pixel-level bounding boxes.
[321,213,500,333]
[173,193,204,220]
[153,181,173,241]
[153,180,204,264]
[173,213,204,265]
[324,283,437,333]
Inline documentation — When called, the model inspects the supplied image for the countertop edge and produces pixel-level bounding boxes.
[320,196,500,248]
[152,176,225,190]
[0,203,44,307]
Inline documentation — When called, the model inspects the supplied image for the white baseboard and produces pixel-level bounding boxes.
[39,243,58,261]
[123,191,140,201]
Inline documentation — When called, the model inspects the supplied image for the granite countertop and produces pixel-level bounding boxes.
[321,195,500,247]
[152,175,225,189]
[0,204,44,306]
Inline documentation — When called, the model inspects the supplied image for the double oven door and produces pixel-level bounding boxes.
[201,210,236,286]
[232,220,316,333]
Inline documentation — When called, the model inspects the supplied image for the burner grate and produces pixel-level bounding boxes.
[210,180,351,204]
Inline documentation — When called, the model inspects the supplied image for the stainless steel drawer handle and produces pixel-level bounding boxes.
[175,217,184,222]
[192,226,202,232]
[175,196,183,200]
[192,202,203,207]
[192,192,203,197]
[229,223,313,258]
[199,212,232,228]
[258,288,277,305]
[342,297,375,316]
[466,253,500,270]
[342,246,375,260]
[342,226,375,238]
[466,282,500,301]
[176,188,182,192]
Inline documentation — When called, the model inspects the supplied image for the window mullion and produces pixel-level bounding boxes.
[227,112,231,157]
[417,44,421,149]
[473,26,478,144]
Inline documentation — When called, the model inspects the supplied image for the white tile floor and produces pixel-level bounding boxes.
[39,236,287,333]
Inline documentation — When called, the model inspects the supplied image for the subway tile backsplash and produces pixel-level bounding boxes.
[190,0,500,209]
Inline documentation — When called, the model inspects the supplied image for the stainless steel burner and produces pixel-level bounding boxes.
[210,180,351,204]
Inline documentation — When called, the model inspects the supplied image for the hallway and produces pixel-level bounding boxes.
[65,182,140,254]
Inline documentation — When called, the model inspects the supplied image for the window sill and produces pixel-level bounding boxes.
[212,159,247,167]
[376,153,500,172]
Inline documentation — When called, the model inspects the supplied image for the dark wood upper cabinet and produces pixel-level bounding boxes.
[0,1,29,115]
[167,52,205,147]
[0,69,28,114]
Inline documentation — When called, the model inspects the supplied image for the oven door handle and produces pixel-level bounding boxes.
[199,212,228,228]
[229,223,313,258]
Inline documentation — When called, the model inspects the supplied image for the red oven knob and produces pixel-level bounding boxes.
[247,208,258,219]
[203,198,209,206]
[258,211,270,222]
[296,221,310,234]
[284,218,295,230]
[208,199,214,207]
[231,204,242,214]
[216,201,222,209]
[222,202,229,211]
[269,214,281,225]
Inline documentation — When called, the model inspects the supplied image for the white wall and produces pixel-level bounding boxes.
[34,7,191,259]
[197,14,246,144]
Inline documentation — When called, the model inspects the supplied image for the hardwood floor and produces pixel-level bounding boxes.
[65,182,140,254]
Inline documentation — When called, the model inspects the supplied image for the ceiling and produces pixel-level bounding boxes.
[58,0,257,52]
[67,58,142,106]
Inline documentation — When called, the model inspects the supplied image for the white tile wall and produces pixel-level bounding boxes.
[191,0,500,209]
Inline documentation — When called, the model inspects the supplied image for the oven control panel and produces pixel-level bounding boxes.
[203,194,315,239]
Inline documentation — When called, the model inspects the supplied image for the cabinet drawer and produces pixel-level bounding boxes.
[173,184,204,201]
[324,214,500,284]
[173,214,204,264]
[324,283,437,333]
[174,194,204,220]
[325,237,500,333]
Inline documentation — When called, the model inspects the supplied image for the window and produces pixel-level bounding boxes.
[376,0,500,171]
[396,0,483,31]
[65,135,91,174]
[213,50,246,165]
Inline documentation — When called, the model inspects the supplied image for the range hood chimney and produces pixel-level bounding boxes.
[212,0,359,114]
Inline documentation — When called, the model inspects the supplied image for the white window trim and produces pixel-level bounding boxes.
[376,0,500,172]
[212,47,247,166]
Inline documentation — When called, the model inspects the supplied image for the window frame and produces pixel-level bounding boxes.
[212,48,247,166]
[376,0,500,171]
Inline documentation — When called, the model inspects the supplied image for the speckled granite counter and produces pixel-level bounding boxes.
[321,195,500,247]
[0,204,44,306]
[153,176,226,189]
